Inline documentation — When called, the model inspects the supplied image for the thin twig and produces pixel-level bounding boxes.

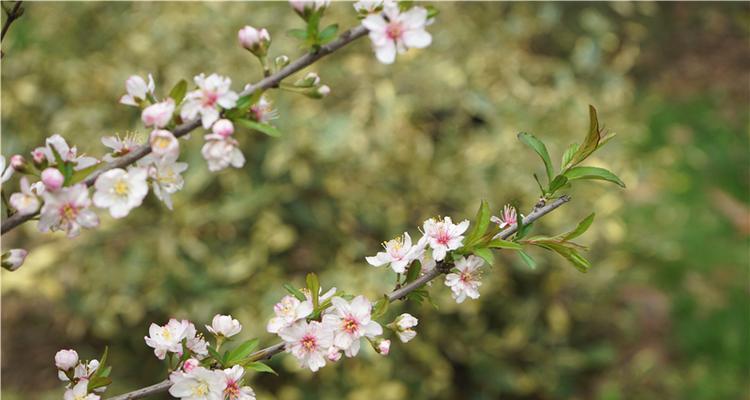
[105,195,571,400]
[0,24,369,235]
[1,1,23,58]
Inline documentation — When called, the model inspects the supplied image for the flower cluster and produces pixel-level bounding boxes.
[54,349,108,400]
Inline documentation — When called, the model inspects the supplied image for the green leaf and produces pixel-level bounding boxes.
[425,5,440,19]
[169,79,188,104]
[473,247,494,266]
[464,200,490,247]
[558,213,595,241]
[207,346,224,366]
[235,118,281,137]
[560,143,579,171]
[371,295,389,319]
[245,361,278,375]
[92,346,109,379]
[87,376,112,391]
[283,284,306,301]
[518,132,555,185]
[69,163,100,185]
[547,175,569,195]
[515,212,532,240]
[564,166,625,188]
[487,238,522,250]
[518,250,536,270]
[226,339,259,363]
[287,28,308,40]
[532,241,591,273]
[306,273,320,309]
[570,105,602,165]
[405,261,421,283]
[317,24,338,44]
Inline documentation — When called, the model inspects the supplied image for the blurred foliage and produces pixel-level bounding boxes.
[2,2,748,399]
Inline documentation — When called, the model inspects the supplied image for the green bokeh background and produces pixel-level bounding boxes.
[2,2,748,399]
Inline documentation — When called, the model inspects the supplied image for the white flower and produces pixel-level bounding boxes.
[321,296,382,357]
[365,232,422,273]
[1,155,14,183]
[201,134,245,172]
[353,0,387,14]
[64,380,100,400]
[249,95,278,123]
[59,359,100,383]
[278,320,333,372]
[169,366,225,400]
[9,177,40,215]
[92,167,148,218]
[444,255,484,303]
[36,134,99,171]
[181,73,239,129]
[206,314,242,338]
[267,295,313,334]
[391,313,418,343]
[185,322,209,359]
[142,99,175,128]
[149,129,180,160]
[238,26,270,56]
[491,204,517,229]
[376,339,391,355]
[416,237,436,282]
[120,74,155,106]
[101,133,143,163]
[39,184,99,238]
[2,248,28,271]
[144,319,190,360]
[212,119,234,138]
[41,168,64,191]
[142,155,188,210]
[55,349,79,370]
[422,216,469,261]
[362,3,432,64]
[219,365,256,400]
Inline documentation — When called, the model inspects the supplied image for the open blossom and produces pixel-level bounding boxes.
[362,3,432,64]
[391,313,418,343]
[120,74,155,106]
[2,248,28,271]
[366,232,421,273]
[55,349,79,370]
[64,381,100,400]
[248,95,278,123]
[279,320,333,372]
[322,296,382,357]
[445,255,485,304]
[201,134,245,172]
[39,184,99,238]
[267,295,313,334]
[101,133,143,162]
[142,99,175,128]
[181,73,239,129]
[35,134,99,171]
[41,168,65,191]
[59,359,100,383]
[491,204,517,229]
[145,318,190,360]
[92,167,148,218]
[169,366,225,400]
[141,155,188,210]
[220,366,256,400]
[9,177,40,215]
[206,314,242,338]
[149,129,180,160]
[423,216,470,261]
[185,322,209,359]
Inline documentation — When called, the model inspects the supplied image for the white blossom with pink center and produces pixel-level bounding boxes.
[38,183,99,238]
[219,365,256,400]
[422,216,470,261]
[101,133,143,162]
[144,319,190,360]
[491,204,518,229]
[168,366,224,400]
[184,322,209,360]
[444,255,485,304]
[248,95,278,123]
[365,232,422,273]
[361,3,432,64]
[321,295,382,357]
[267,295,313,334]
[141,99,175,128]
[181,73,239,129]
[279,320,333,372]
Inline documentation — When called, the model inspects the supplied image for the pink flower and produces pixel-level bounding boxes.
[63,381,100,400]
[422,216,470,261]
[182,358,199,373]
[9,177,40,215]
[55,349,79,370]
[362,3,432,64]
[38,184,99,238]
[491,204,517,229]
[376,339,391,355]
[92,167,149,219]
[279,320,333,372]
[219,365,256,400]
[326,346,342,362]
[149,129,180,160]
[201,134,245,172]
[169,366,224,400]
[41,168,65,191]
[141,99,175,128]
[248,95,278,123]
[101,133,143,162]
[120,74,155,107]
[444,255,485,303]
[238,26,270,57]
[267,295,313,334]
[35,134,99,171]
[321,296,382,357]
[212,119,234,138]
[181,73,239,129]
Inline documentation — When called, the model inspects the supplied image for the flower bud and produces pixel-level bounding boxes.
[211,119,234,138]
[2,249,28,271]
[389,313,418,343]
[290,0,330,20]
[141,99,176,128]
[54,349,79,370]
[305,84,330,99]
[377,339,391,355]
[31,148,47,167]
[205,314,242,338]
[182,358,199,372]
[10,155,27,172]
[294,72,321,88]
[238,26,271,57]
[149,129,180,160]
[326,346,342,362]
[274,55,290,69]
[41,168,65,191]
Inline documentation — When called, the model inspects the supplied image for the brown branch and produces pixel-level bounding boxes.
[0,24,369,235]
[105,195,571,400]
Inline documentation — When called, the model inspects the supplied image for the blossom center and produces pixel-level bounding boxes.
[224,380,240,399]
[301,334,317,352]
[202,90,219,107]
[342,316,360,334]
[386,22,404,40]
[460,271,474,283]
[192,382,209,396]
[61,203,78,221]
[161,327,173,341]
[114,180,129,196]
[436,228,451,245]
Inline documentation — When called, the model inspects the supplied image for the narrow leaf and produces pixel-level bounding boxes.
[558,213,595,241]
[405,262,421,283]
[547,175,569,195]
[169,79,188,104]
[306,273,320,309]
[245,361,278,375]
[570,105,602,165]
[371,295,389,319]
[287,28,308,40]
[283,284,306,301]
[487,238,522,250]
[235,118,282,137]
[560,143,579,171]
[518,250,536,270]
[70,163,101,185]
[473,247,494,266]
[317,24,339,44]
[227,339,259,363]
[564,166,625,188]
[465,200,490,247]
[518,132,555,184]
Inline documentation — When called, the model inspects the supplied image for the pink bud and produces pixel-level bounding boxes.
[378,339,391,355]
[182,358,199,372]
[10,155,26,171]
[212,119,234,138]
[2,248,27,271]
[54,349,79,370]
[326,346,342,362]
[41,168,65,191]
[238,26,271,56]
[31,148,46,165]
[141,99,175,128]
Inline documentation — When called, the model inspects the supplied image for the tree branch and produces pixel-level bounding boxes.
[1,1,23,42]
[105,195,571,400]
[0,24,369,235]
